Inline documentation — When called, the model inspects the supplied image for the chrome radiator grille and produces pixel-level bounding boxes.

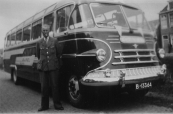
[111,66,160,77]
[112,49,158,65]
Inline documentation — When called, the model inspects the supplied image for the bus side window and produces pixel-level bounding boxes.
[32,19,42,40]
[56,5,74,33]
[69,4,94,30]
[16,30,22,44]
[44,13,54,32]
[11,33,16,46]
[23,25,31,42]
[7,35,11,47]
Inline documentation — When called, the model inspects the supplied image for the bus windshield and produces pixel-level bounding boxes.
[90,3,128,28]
[122,6,150,30]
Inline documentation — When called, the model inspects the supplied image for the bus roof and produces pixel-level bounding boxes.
[7,0,138,35]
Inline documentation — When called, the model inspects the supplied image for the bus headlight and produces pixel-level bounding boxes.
[96,49,106,62]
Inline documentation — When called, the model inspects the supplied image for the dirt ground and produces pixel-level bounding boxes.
[148,80,173,109]
[0,69,173,113]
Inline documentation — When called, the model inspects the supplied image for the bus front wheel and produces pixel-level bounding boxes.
[67,75,85,108]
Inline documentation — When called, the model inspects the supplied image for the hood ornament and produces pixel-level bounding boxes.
[133,44,138,49]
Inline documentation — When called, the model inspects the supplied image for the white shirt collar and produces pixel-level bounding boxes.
[44,36,49,42]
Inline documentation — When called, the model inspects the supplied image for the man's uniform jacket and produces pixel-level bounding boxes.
[37,37,61,71]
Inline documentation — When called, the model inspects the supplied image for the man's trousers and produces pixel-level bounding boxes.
[39,70,62,108]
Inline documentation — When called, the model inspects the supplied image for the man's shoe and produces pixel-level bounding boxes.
[54,106,64,110]
[38,107,49,111]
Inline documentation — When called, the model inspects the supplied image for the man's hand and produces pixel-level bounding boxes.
[158,48,165,58]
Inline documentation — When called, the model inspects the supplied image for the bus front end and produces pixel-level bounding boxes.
[79,2,166,96]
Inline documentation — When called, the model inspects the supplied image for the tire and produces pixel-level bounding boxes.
[67,75,86,108]
[12,69,20,85]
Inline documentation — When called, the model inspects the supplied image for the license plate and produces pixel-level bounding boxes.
[136,82,152,90]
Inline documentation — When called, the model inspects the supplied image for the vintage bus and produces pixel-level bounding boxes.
[3,0,166,108]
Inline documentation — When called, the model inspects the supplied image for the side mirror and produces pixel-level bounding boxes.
[49,31,54,38]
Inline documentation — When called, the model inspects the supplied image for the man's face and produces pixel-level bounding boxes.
[42,27,50,38]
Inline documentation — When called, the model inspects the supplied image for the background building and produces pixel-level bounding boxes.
[149,19,159,31]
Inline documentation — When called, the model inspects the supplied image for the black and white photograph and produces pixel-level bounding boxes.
[0,0,173,113]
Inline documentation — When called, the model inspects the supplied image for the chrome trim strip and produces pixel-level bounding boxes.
[62,54,76,57]
[112,60,158,65]
[62,54,97,57]
[106,39,119,41]
[76,54,96,57]
[145,40,154,42]
[110,42,121,43]
[62,54,96,57]
[114,55,155,58]
[114,49,154,52]
[144,37,152,39]
[59,39,77,43]
[108,35,119,38]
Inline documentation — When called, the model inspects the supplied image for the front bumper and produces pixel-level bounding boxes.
[80,75,163,86]
[79,66,165,94]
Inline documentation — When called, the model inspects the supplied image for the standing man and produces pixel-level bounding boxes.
[37,24,64,111]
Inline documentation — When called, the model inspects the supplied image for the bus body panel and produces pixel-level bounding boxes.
[3,42,40,83]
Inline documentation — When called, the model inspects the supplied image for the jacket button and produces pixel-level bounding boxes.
[47,52,48,54]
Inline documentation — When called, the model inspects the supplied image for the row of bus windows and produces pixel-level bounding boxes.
[6,14,53,47]
[6,4,94,47]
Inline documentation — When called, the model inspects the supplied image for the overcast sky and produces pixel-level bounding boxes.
[0,0,168,49]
